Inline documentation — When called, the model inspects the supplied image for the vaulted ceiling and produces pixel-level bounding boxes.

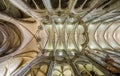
[0,0,120,76]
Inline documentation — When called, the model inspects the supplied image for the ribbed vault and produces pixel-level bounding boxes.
[0,0,120,76]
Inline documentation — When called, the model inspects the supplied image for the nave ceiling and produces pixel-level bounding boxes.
[0,0,120,76]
